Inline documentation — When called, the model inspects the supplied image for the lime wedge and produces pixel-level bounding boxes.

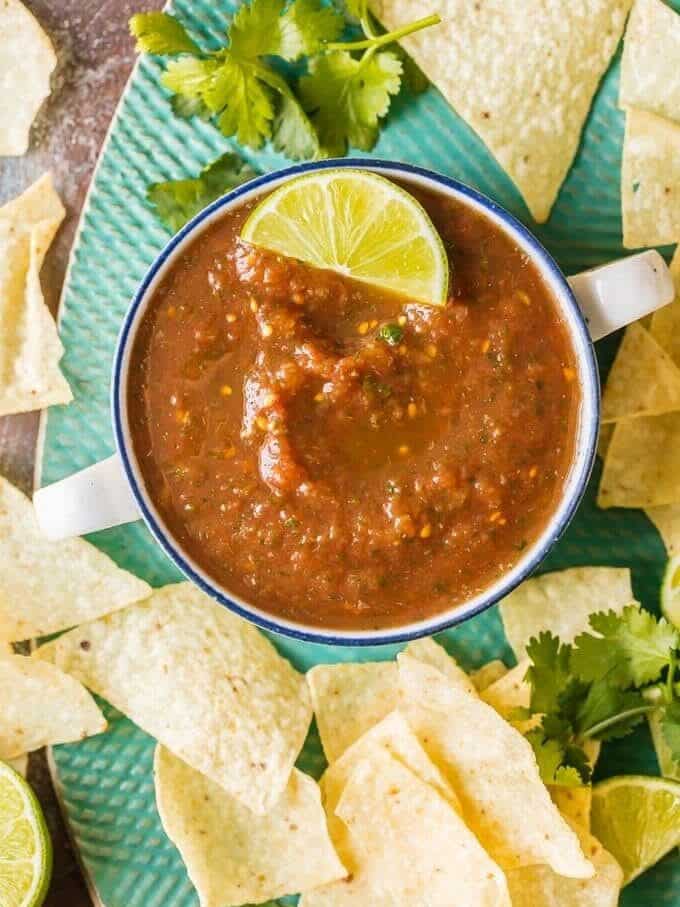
[591,775,680,884]
[241,169,449,305]
[0,761,52,907]
[661,554,680,629]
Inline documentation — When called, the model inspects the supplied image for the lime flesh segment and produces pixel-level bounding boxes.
[0,762,52,907]
[591,775,680,884]
[241,169,449,306]
[661,554,680,628]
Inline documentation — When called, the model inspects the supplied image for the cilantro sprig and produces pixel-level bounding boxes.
[130,1,439,160]
[522,606,680,787]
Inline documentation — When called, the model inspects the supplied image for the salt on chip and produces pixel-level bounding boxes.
[398,654,593,877]
[154,746,346,907]
[0,653,105,759]
[0,475,151,642]
[370,0,632,223]
[598,412,680,508]
[403,636,475,692]
[35,583,312,814]
[0,174,72,414]
[301,750,511,907]
[507,816,622,907]
[499,567,633,659]
[622,108,680,248]
[601,322,680,422]
[646,503,680,555]
[0,1,56,156]
[650,246,680,368]
[471,659,508,691]
[620,0,680,123]
[307,661,397,763]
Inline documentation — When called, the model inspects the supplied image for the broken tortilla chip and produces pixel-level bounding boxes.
[307,661,397,763]
[598,413,680,508]
[602,322,680,422]
[301,749,511,907]
[36,583,312,814]
[619,0,680,124]
[499,567,633,659]
[0,1,56,156]
[0,475,150,642]
[0,653,105,759]
[622,108,680,248]
[370,0,632,222]
[155,746,345,907]
[398,654,593,877]
[650,246,680,368]
[0,174,72,414]
[507,816,622,907]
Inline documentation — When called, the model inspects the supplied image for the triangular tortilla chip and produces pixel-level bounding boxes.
[0,476,151,641]
[154,746,346,907]
[620,0,680,124]
[622,108,680,248]
[598,413,680,508]
[301,750,511,907]
[36,583,312,814]
[370,0,632,222]
[403,637,475,692]
[602,322,680,422]
[650,246,680,368]
[646,503,680,555]
[480,659,539,732]
[0,653,105,759]
[398,654,593,877]
[499,567,633,659]
[0,174,72,414]
[0,1,55,156]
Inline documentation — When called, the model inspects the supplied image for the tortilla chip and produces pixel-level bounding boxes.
[6,754,28,777]
[619,0,680,124]
[507,817,622,907]
[403,636,475,692]
[601,322,680,422]
[398,654,593,877]
[646,503,680,555]
[0,1,55,156]
[471,659,508,691]
[155,746,345,907]
[650,246,680,368]
[0,476,151,642]
[0,653,105,759]
[598,412,680,508]
[307,662,398,763]
[370,0,631,223]
[36,583,312,814]
[598,423,616,460]
[480,659,540,733]
[499,567,633,659]
[0,175,72,414]
[622,108,680,248]
[648,710,680,780]
[550,741,601,830]
[301,750,511,907]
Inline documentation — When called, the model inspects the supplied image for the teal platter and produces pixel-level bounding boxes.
[39,2,679,904]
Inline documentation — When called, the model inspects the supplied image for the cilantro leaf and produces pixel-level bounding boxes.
[170,94,212,121]
[147,153,258,233]
[130,12,202,56]
[397,50,429,94]
[203,57,276,148]
[161,58,218,100]
[271,88,321,160]
[300,49,402,155]
[571,606,678,688]
[525,631,573,716]
[526,729,590,787]
[574,680,648,741]
[229,0,343,61]
[661,699,680,762]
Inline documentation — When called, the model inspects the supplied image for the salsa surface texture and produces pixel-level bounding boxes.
[129,182,580,630]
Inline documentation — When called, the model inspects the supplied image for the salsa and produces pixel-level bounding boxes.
[128,182,580,630]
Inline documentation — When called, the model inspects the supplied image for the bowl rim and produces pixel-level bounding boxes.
[111,157,599,646]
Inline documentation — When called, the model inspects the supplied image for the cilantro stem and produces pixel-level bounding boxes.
[326,14,440,52]
[667,651,677,704]
[581,705,657,739]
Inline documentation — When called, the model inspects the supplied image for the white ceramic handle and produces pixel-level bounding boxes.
[568,250,674,341]
[33,454,141,541]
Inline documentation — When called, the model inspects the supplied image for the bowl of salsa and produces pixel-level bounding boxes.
[39,160,640,643]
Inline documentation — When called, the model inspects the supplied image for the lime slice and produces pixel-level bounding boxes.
[591,775,680,884]
[0,761,52,907]
[241,169,449,305]
[661,554,680,628]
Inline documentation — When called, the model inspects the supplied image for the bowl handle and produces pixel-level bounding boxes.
[567,250,674,341]
[33,454,141,541]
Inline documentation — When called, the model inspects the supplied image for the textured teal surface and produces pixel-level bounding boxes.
[41,2,680,904]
